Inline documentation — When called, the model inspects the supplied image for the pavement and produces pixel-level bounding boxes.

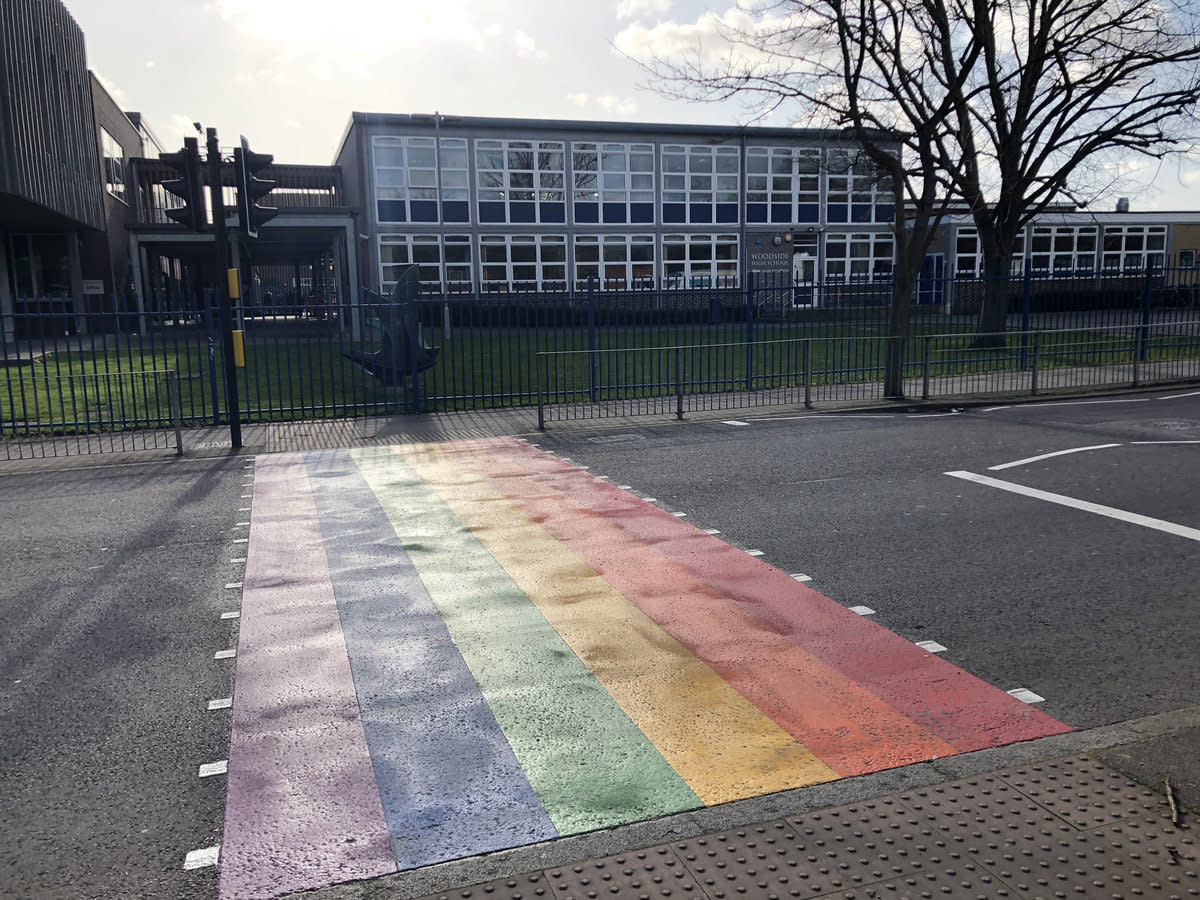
[2,396,1197,900]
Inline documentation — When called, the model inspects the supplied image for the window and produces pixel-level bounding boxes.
[574,234,655,288]
[1028,226,1097,273]
[661,145,740,225]
[1102,225,1167,271]
[745,147,821,224]
[379,234,473,293]
[662,234,739,286]
[479,235,567,291]
[101,128,125,202]
[952,227,1026,276]
[824,233,894,281]
[374,136,437,223]
[476,140,566,224]
[438,138,470,223]
[826,150,893,224]
[380,235,443,292]
[1179,249,1197,269]
[571,142,655,225]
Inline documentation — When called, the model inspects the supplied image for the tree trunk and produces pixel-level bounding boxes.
[971,236,1016,350]
[883,267,918,398]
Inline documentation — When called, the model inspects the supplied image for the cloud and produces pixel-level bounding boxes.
[616,0,672,19]
[564,91,638,116]
[567,92,590,106]
[613,7,791,67]
[513,30,548,59]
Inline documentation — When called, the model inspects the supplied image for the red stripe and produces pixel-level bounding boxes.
[467,439,1070,753]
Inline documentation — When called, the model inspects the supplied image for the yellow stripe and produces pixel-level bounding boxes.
[399,444,837,805]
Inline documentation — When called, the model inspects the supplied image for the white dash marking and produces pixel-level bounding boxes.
[849,605,876,616]
[183,845,220,870]
[214,649,236,660]
[790,573,812,582]
[722,420,750,426]
[198,760,228,778]
[575,465,590,470]
[946,470,1200,542]
[240,493,252,499]
[916,640,948,653]
[234,521,250,527]
[1130,439,1200,445]
[672,511,687,517]
[988,444,1120,471]
[224,582,243,590]
[704,528,721,535]
[618,485,632,490]
[237,507,251,512]
[746,549,765,556]
[230,557,246,564]
[1007,688,1046,704]
[207,698,232,711]
[642,497,658,503]
[232,538,248,544]
[220,610,240,620]
[1158,389,1200,400]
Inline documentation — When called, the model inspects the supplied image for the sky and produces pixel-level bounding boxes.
[62,0,1200,212]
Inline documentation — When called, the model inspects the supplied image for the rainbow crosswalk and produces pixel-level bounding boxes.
[218,439,1070,900]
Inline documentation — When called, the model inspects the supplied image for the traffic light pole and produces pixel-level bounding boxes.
[206,127,242,449]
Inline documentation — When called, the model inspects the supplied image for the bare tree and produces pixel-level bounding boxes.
[623,0,1200,366]
[936,0,1200,346]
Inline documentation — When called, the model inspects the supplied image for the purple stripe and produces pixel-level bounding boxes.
[219,455,395,900]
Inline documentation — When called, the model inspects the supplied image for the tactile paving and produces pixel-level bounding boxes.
[415,870,554,900]
[409,756,1198,900]
[546,846,703,899]
[996,755,1167,828]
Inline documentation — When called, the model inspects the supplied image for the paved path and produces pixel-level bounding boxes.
[219,438,1069,899]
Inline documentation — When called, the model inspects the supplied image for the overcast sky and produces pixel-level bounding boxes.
[63,0,1200,212]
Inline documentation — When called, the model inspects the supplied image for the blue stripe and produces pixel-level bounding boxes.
[302,449,557,870]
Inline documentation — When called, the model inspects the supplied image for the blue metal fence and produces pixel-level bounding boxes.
[3,264,1199,450]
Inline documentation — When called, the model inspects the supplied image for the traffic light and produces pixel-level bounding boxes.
[159,137,205,231]
[234,135,277,238]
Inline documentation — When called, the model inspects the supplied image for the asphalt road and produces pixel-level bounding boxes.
[532,390,1200,732]
[1,390,1196,900]
[0,454,248,899]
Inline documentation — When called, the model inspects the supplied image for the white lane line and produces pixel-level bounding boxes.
[1130,440,1200,445]
[183,845,220,870]
[988,444,1121,471]
[722,420,750,426]
[1158,390,1200,400]
[946,470,1200,542]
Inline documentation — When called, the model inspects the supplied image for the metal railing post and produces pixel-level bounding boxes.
[922,335,932,400]
[1131,325,1141,388]
[804,338,813,409]
[675,346,684,420]
[536,352,546,431]
[1030,331,1041,396]
[167,371,184,455]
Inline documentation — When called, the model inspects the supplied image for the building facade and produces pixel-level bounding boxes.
[335,113,899,300]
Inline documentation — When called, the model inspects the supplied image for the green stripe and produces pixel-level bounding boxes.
[352,447,700,834]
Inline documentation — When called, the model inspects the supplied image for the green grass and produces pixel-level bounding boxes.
[4,322,1197,434]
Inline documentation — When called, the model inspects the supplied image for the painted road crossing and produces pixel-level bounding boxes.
[219,439,1069,900]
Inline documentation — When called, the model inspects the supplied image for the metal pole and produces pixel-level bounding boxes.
[1031,331,1041,396]
[922,335,932,401]
[675,346,684,420]
[168,371,184,455]
[206,128,242,449]
[536,352,545,431]
[804,338,813,409]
